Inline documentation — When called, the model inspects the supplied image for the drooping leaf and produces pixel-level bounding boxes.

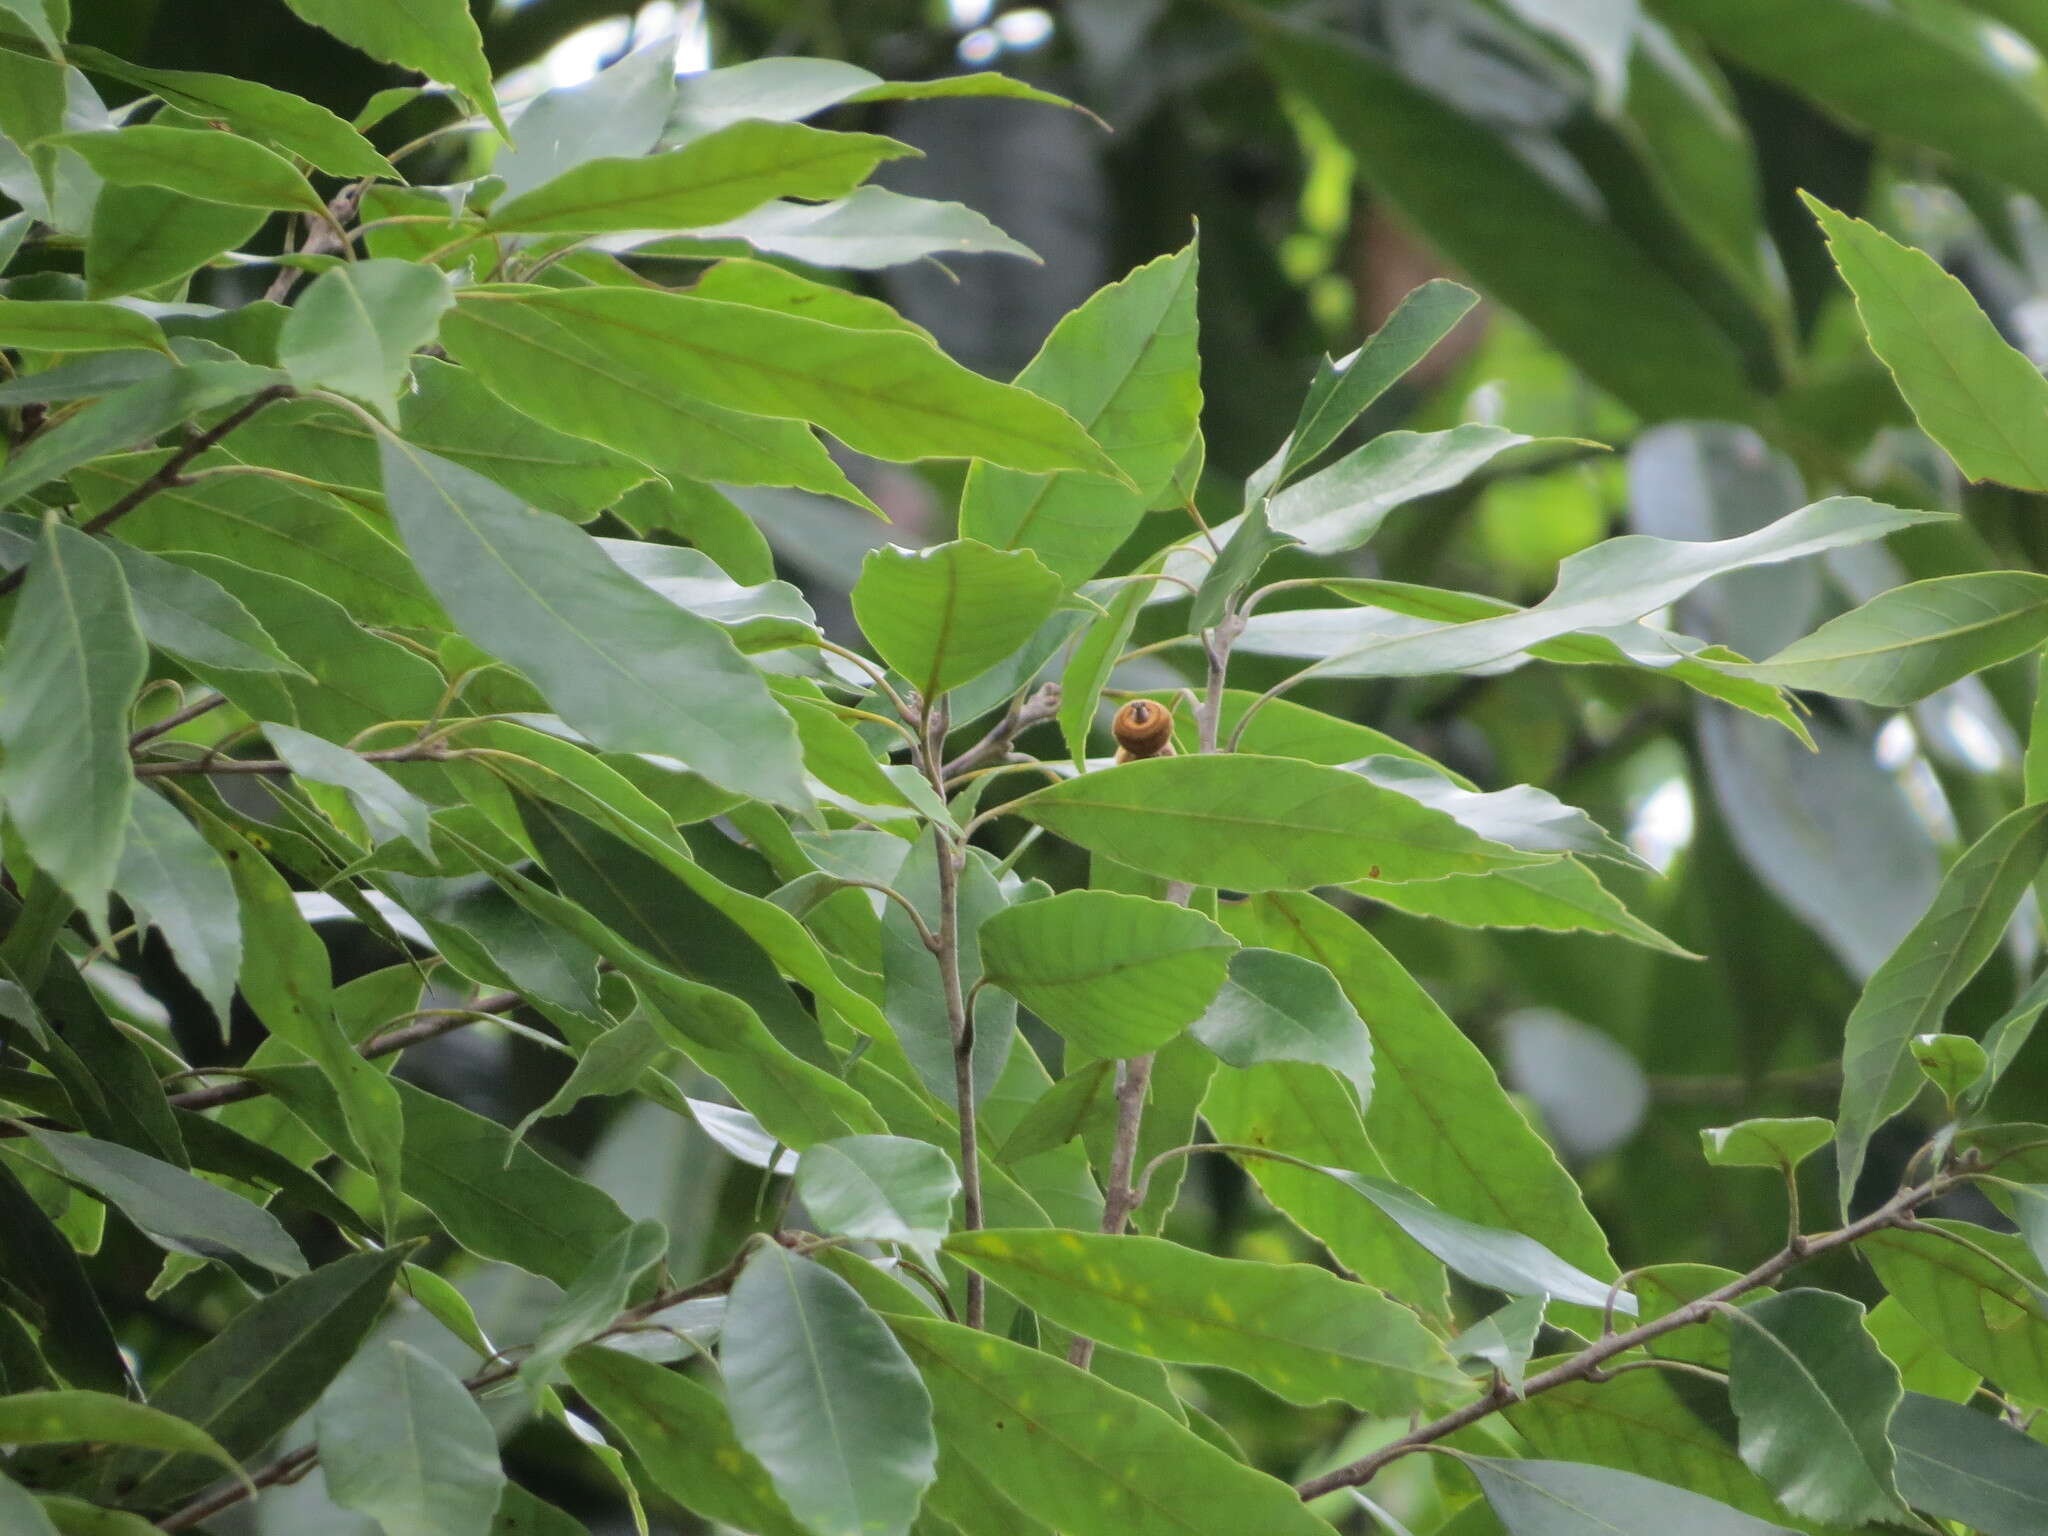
[101,540,303,676]
[1011,755,1550,891]
[795,1136,960,1264]
[851,540,1063,701]
[0,1155,129,1397]
[960,242,1202,586]
[1891,1391,2048,1536]
[723,1245,936,1536]
[263,724,434,853]
[50,126,322,213]
[317,1340,504,1536]
[890,1314,1332,1536]
[0,1391,244,1491]
[279,259,452,423]
[1836,801,2048,1213]
[1189,946,1374,1103]
[1724,1290,1905,1524]
[378,437,811,809]
[487,119,912,234]
[25,1129,304,1280]
[276,0,504,135]
[681,186,1037,269]
[0,522,145,923]
[446,288,1121,477]
[1356,858,1695,956]
[948,1228,1462,1412]
[980,890,1236,1058]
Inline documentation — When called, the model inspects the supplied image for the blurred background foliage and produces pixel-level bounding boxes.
[24,0,2048,1528]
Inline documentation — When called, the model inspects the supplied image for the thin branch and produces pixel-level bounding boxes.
[1292,1174,1956,1500]
[134,741,460,778]
[941,681,1062,780]
[129,693,228,749]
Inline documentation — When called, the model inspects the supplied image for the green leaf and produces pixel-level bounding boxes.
[487,119,913,234]
[378,437,811,809]
[1281,278,1480,482]
[1059,577,1147,768]
[1866,1295,1979,1404]
[949,1228,1462,1412]
[1287,497,1943,683]
[1698,1118,1832,1171]
[890,1314,1332,1536]
[723,1245,936,1536]
[448,288,1121,477]
[491,35,673,197]
[1226,893,1618,1295]
[102,540,304,676]
[881,829,1016,1105]
[0,1156,128,1396]
[682,186,1037,269]
[50,126,322,213]
[1011,755,1550,890]
[851,539,1063,701]
[317,1340,504,1536]
[1450,1295,1545,1395]
[1725,1290,1905,1524]
[25,1128,305,1279]
[0,1391,245,1492]
[1466,1455,1800,1535]
[996,1058,1117,1162]
[1356,858,1696,956]
[1892,1391,2048,1536]
[565,1347,807,1536]
[0,299,169,355]
[1266,426,1561,556]
[276,0,504,136]
[0,1481,57,1536]
[85,184,267,299]
[438,287,880,513]
[1909,1032,1989,1102]
[979,889,1236,1057]
[36,1493,162,1535]
[1189,499,1298,634]
[0,522,144,922]
[1806,195,2048,490]
[1836,801,2048,1213]
[1189,946,1373,1103]
[960,242,1201,586]
[64,47,395,177]
[795,1136,959,1264]
[518,1219,668,1398]
[108,1244,411,1507]
[1352,758,1645,869]
[596,539,815,650]
[1864,1222,2048,1402]
[1730,572,2048,705]
[1252,15,1756,422]
[263,723,434,852]
[280,259,452,423]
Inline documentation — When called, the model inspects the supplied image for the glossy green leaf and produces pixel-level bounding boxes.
[64,48,394,177]
[890,1314,1331,1536]
[518,1219,667,1397]
[84,184,268,299]
[1265,426,1563,555]
[1467,1454,1799,1535]
[1865,1295,1978,1403]
[1891,1391,2048,1536]
[1864,1222,2048,1402]
[1226,893,1618,1293]
[666,57,1077,136]
[378,437,810,809]
[1450,1295,1545,1395]
[1732,572,2048,704]
[448,288,1120,476]
[724,1245,936,1536]
[50,126,321,213]
[0,299,168,355]
[565,1346,807,1536]
[960,242,1201,586]
[1059,577,1147,768]
[1189,946,1372,1102]
[102,540,302,676]
[490,34,672,196]
[280,259,452,423]
[108,1244,410,1506]
[1012,755,1549,891]
[36,1493,162,1535]
[879,827,1015,1105]
[1189,499,1297,634]
[25,1128,304,1279]
[852,539,1063,701]
[0,1390,243,1490]
[597,539,816,651]
[950,1228,1462,1411]
[488,119,912,234]
[1353,758,1644,869]
[264,723,434,852]
[980,890,1235,1057]
[317,1340,504,1536]
[277,0,504,135]
[996,1058,1117,1162]
[1806,195,2048,490]
[1836,801,2048,1213]
[1252,14,1756,422]
[684,186,1036,269]
[0,522,144,922]
[1356,858,1695,956]
[1909,1032,1989,1102]
[1725,1290,1904,1524]
[1698,1118,1832,1171]
[1281,278,1480,481]
[796,1136,959,1263]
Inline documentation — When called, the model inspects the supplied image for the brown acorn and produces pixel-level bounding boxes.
[1112,699,1177,763]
